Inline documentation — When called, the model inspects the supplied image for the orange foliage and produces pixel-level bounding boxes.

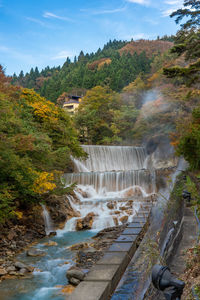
[147,73,160,87]
[21,89,59,123]
[119,40,173,58]
[87,58,112,70]
[98,58,112,70]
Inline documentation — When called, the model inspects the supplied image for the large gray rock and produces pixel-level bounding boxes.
[19,268,28,275]
[14,261,33,272]
[27,249,46,257]
[66,267,85,281]
[14,261,28,270]
[69,277,80,286]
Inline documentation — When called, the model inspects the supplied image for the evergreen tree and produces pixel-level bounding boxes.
[163,0,200,86]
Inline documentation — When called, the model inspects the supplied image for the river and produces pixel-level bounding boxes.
[0,145,156,300]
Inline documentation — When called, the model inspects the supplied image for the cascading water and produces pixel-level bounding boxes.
[73,145,147,172]
[59,145,155,234]
[41,204,55,235]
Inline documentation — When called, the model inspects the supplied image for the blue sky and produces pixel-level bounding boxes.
[0,0,184,75]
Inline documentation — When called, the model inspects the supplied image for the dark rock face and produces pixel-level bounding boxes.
[46,194,81,226]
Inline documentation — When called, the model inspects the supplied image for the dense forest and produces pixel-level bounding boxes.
[12,38,173,102]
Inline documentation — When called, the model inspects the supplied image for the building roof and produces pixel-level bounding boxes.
[69,95,81,100]
[63,100,80,105]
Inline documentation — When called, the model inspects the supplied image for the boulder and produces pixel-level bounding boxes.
[113,217,119,226]
[119,206,126,211]
[76,188,88,198]
[19,268,28,275]
[123,188,135,198]
[14,261,33,272]
[66,267,85,281]
[48,232,57,237]
[70,242,89,251]
[66,267,85,286]
[69,277,80,286]
[44,240,58,246]
[76,213,96,231]
[27,249,46,257]
[107,202,114,210]
[14,261,28,270]
[119,216,128,224]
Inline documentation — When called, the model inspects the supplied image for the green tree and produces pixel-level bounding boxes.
[0,66,85,223]
[163,0,200,86]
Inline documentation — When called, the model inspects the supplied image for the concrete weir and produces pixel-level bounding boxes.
[69,203,152,300]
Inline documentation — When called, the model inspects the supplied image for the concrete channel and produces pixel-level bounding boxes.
[69,201,153,300]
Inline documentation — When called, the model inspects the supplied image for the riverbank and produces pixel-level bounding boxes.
[0,193,80,281]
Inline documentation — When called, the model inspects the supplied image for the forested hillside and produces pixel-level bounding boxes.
[12,39,173,102]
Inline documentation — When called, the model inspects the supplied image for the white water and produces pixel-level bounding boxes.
[73,145,147,172]
[64,170,153,195]
[41,204,55,235]
[58,145,155,235]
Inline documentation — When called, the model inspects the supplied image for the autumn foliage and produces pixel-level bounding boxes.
[0,67,84,223]
[119,40,173,58]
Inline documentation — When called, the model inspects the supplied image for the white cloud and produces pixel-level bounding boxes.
[43,12,73,22]
[162,8,176,17]
[162,0,183,17]
[26,17,46,27]
[126,0,150,5]
[165,0,183,5]
[51,50,74,60]
[80,6,126,15]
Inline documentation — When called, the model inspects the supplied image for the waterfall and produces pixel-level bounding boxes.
[41,204,55,235]
[64,170,153,195]
[59,145,155,233]
[73,145,147,172]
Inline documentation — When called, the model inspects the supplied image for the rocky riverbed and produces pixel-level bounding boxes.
[0,193,80,282]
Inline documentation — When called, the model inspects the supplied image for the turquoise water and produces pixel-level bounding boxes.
[0,230,95,300]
